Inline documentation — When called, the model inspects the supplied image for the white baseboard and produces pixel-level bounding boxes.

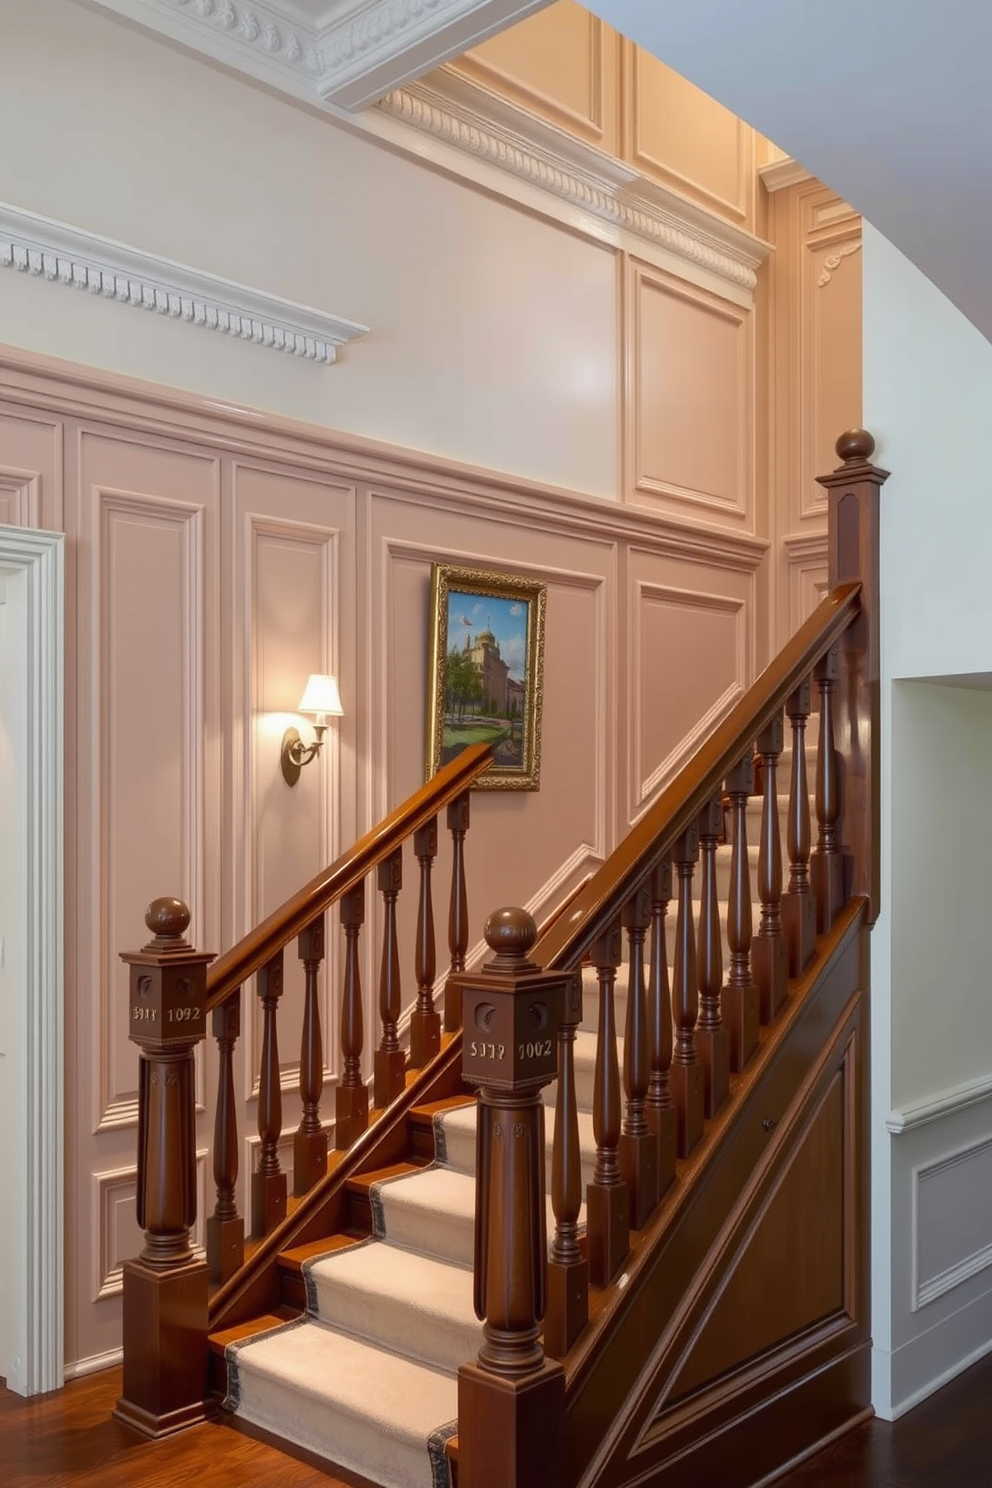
[64,1346,123,1381]
[879,1285,992,1419]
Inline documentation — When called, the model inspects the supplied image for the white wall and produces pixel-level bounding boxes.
[0,0,618,498]
[865,222,992,1417]
[0,586,8,1381]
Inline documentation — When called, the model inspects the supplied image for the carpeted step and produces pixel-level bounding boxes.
[304,1238,480,1375]
[373,1165,478,1267]
[438,1094,598,1191]
[226,1316,457,1488]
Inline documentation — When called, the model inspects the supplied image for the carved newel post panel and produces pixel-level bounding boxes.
[115,897,214,1438]
[454,907,567,1488]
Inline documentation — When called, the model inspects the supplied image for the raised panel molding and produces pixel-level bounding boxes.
[0,466,40,528]
[0,410,64,529]
[631,581,748,812]
[92,1151,207,1301]
[0,201,368,366]
[913,1137,992,1310]
[628,263,755,526]
[784,531,829,635]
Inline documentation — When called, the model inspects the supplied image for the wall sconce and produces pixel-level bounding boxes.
[281,673,343,787]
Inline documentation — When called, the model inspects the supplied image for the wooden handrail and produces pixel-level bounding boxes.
[535,582,862,972]
[206,744,493,1011]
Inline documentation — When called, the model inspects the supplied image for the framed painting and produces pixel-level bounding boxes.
[426,564,547,790]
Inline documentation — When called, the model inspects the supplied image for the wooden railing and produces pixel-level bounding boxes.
[114,742,492,1437]
[453,430,887,1488]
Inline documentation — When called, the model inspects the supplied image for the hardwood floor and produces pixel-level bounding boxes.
[3,1347,991,1487]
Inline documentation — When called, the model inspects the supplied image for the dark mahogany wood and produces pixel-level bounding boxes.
[586,922,630,1287]
[646,856,676,1205]
[670,824,703,1160]
[722,754,758,1073]
[252,951,288,1238]
[811,648,847,933]
[546,967,588,1360]
[294,915,327,1196]
[373,848,406,1109]
[335,885,369,1150]
[444,791,471,1032]
[696,797,730,1120]
[782,679,818,977]
[817,428,888,923]
[410,816,441,1068]
[753,712,788,1024]
[116,898,213,1438]
[456,909,565,1488]
[620,886,658,1229]
[207,987,244,1284]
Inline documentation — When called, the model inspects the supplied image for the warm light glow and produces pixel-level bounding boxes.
[297,673,343,722]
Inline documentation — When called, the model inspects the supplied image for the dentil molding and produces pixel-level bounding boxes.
[0,202,369,365]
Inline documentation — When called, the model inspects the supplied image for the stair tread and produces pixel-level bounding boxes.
[279,1232,367,1272]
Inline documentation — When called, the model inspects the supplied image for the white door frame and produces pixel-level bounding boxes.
[0,527,63,1396]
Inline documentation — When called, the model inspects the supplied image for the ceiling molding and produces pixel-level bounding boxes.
[376,70,771,295]
[758,157,814,194]
[0,202,368,366]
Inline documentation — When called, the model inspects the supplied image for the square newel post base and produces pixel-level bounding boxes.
[670,1061,704,1159]
[293,1126,328,1197]
[374,1047,407,1109]
[114,1256,209,1438]
[335,1084,370,1151]
[544,1257,589,1359]
[409,1008,441,1069]
[458,1358,565,1488]
[251,1169,287,1237]
[585,1180,630,1287]
[206,1214,244,1285]
[782,889,818,977]
[619,1130,659,1230]
[696,1026,730,1120]
[647,1104,677,1202]
[443,975,463,1034]
[752,934,788,1024]
[811,852,847,935]
[722,982,758,1074]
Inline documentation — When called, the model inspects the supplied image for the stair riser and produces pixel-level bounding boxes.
[308,1268,480,1376]
[443,1112,597,1193]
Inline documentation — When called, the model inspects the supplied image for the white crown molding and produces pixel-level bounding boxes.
[374,70,771,295]
[0,202,368,365]
[887,1072,992,1135]
[759,156,815,193]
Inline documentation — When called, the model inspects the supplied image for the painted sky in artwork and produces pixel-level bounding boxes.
[446,592,529,681]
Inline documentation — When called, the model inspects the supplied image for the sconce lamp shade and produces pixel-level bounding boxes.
[297,673,343,722]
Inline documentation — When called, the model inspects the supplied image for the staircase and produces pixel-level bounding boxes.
[113,431,886,1488]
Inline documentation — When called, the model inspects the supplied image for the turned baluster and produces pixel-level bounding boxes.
[455,909,566,1488]
[781,679,818,975]
[294,915,327,1195]
[410,816,441,1068]
[207,987,244,1283]
[545,969,587,1360]
[671,824,703,1159]
[620,886,657,1230]
[116,898,214,1435]
[444,792,471,1033]
[586,922,630,1287]
[374,849,406,1109]
[722,755,758,1073]
[696,798,730,1119]
[252,950,287,1236]
[336,885,369,1149]
[646,856,676,1202]
[811,648,846,931]
[752,714,788,1024]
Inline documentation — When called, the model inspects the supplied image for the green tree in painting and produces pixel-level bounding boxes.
[445,647,482,722]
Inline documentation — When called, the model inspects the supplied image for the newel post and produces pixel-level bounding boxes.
[816,428,889,922]
[114,897,214,1438]
[454,907,567,1488]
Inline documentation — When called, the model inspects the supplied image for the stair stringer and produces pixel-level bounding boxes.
[564,898,871,1488]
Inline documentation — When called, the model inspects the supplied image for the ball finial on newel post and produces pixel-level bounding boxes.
[835,428,876,465]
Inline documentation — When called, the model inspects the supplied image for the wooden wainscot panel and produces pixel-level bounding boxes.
[563,901,870,1488]
[0,406,63,529]
[623,44,755,228]
[784,534,829,637]
[626,260,755,530]
[452,0,619,155]
[71,431,221,1133]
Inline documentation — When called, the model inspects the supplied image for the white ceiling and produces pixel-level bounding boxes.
[588,0,992,343]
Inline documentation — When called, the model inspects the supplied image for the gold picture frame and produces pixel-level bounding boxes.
[426,564,547,790]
